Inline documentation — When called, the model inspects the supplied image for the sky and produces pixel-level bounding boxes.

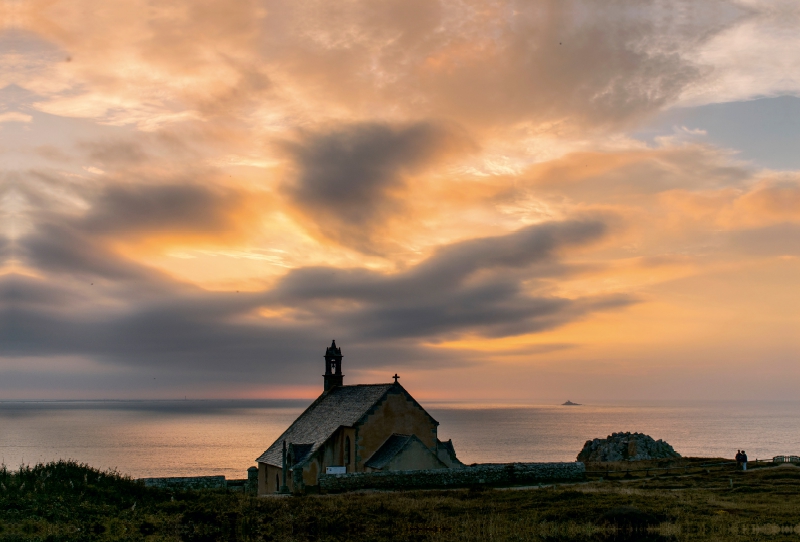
[1,0,799,402]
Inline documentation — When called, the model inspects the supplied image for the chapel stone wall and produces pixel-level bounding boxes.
[356,389,437,470]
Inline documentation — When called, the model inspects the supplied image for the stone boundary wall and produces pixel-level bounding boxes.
[139,467,258,492]
[225,478,251,492]
[319,462,585,493]
[140,476,227,490]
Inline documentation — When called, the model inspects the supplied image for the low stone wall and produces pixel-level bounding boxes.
[226,478,250,492]
[139,476,226,490]
[139,466,259,492]
[319,462,585,493]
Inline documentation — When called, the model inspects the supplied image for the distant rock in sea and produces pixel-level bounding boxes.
[562,400,581,406]
[577,431,681,462]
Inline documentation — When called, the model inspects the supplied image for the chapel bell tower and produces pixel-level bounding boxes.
[323,340,344,391]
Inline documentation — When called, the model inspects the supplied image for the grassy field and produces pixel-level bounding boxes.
[2,459,800,541]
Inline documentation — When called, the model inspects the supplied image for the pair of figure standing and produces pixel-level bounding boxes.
[736,449,748,471]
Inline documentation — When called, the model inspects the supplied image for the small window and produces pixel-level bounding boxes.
[275,474,280,491]
[345,436,351,465]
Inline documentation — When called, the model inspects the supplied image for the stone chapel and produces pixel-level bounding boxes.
[255,341,462,494]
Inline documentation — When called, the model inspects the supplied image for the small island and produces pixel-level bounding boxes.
[562,400,581,406]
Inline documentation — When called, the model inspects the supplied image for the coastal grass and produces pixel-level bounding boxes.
[2,460,800,541]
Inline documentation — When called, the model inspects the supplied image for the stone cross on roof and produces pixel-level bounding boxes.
[393,374,399,383]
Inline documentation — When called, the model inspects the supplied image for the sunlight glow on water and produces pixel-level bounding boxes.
[1,400,798,478]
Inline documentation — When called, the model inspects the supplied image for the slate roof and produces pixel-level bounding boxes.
[256,384,395,468]
[364,434,415,470]
[437,439,463,466]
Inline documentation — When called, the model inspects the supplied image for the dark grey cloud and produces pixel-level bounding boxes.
[271,219,632,340]
[1,270,464,384]
[284,122,472,251]
[21,222,150,281]
[4,193,632,388]
[276,219,606,303]
[81,184,240,235]
[17,183,244,282]
[5,221,322,379]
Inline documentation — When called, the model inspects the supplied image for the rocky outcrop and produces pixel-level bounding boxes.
[577,432,680,462]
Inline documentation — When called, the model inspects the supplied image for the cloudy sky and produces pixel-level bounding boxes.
[2,0,799,401]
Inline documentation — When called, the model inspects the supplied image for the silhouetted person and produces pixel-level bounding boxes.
[735,449,742,469]
[741,450,748,471]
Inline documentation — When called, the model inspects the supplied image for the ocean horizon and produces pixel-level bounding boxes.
[2,399,798,479]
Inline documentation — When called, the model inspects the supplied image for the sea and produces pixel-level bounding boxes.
[1,400,798,479]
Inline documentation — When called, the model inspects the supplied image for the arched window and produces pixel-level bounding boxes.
[345,436,351,465]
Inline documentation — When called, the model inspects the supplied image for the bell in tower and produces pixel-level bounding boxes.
[323,340,344,391]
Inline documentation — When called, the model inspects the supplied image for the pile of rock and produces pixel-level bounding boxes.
[577,432,680,462]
